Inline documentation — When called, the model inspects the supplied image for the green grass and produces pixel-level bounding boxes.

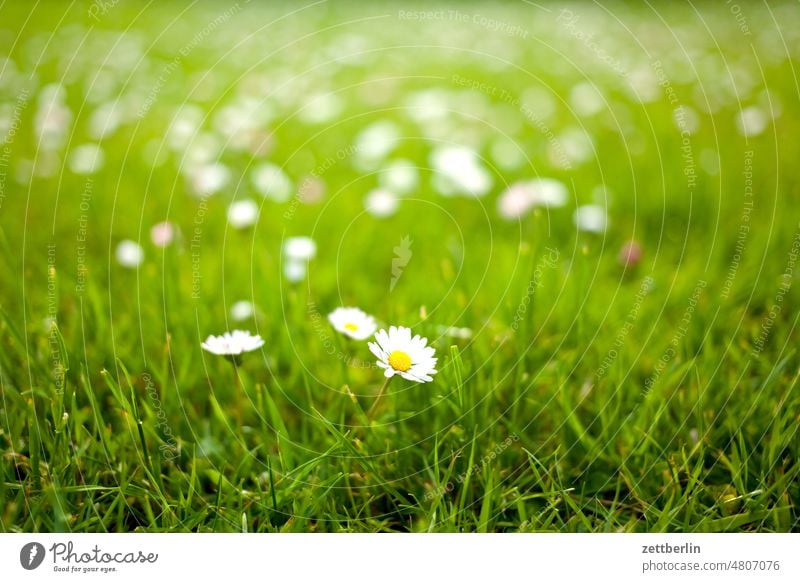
[1,1,799,532]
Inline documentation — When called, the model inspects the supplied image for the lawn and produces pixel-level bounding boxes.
[0,1,798,532]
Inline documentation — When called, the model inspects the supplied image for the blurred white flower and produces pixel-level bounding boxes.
[570,82,605,116]
[185,133,222,167]
[227,199,259,229]
[35,84,72,150]
[283,259,307,282]
[150,221,177,247]
[573,205,607,233]
[252,163,292,202]
[298,176,326,204]
[405,89,451,124]
[213,98,274,144]
[354,121,399,168]
[282,236,317,261]
[69,143,105,174]
[368,326,437,383]
[497,178,568,220]
[436,325,473,339]
[736,106,768,137]
[554,128,593,167]
[364,188,398,218]
[430,145,492,197]
[168,106,204,151]
[498,182,537,220]
[230,301,256,322]
[626,66,660,103]
[530,178,568,207]
[189,163,230,197]
[328,307,378,340]
[89,102,122,140]
[116,240,144,268]
[379,159,418,194]
[201,330,264,356]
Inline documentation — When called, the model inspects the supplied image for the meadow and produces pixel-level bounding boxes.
[0,1,799,532]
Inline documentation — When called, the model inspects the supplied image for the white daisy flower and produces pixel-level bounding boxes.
[150,221,177,247]
[553,127,593,167]
[530,178,568,208]
[497,178,568,220]
[201,330,264,356]
[283,259,307,282]
[189,162,230,197]
[497,182,536,220]
[379,159,418,194]
[430,145,492,197]
[573,204,608,233]
[116,240,144,268]
[569,82,605,116]
[364,188,398,218]
[282,235,316,283]
[230,301,256,322]
[736,106,768,137]
[252,163,292,202]
[89,102,122,140]
[283,236,317,262]
[298,176,326,204]
[328,307,377,340]
[369,326,437,383]
[69,143,105,175]
[227,199,259,229]
[354,120,399,168]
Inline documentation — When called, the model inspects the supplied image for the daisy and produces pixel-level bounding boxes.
[251,163,292,202]
[430,145,492,197]
[328,307,377,340]
[283,259,307,282]
[573,204,608,233]
[116,240,144,268]
[497,178,568,220]
[69,143,105,175]
[497,182,536,220]
[150,221,177,247]
[736,106,768,137]
[530,178,568,208]
[201,330,264,356]
[282,236,317,262]
[379,159,418,194]
[298,176,326,204]
[230,301,256,322]
[227,199,259,229]
[369,326,437,383]
[353,120,399,169]
[189,162,230,197]
[364,188,398,218]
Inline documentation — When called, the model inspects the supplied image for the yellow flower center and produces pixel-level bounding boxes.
[388,350,412,372]
[344,323,358,332]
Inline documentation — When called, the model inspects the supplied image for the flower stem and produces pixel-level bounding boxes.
[367,375,392,418]
[229,356,243,428]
